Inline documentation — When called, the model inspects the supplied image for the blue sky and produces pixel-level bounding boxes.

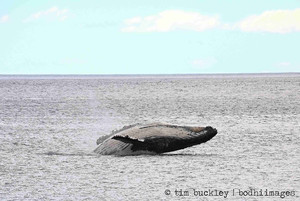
[0,0,299,74]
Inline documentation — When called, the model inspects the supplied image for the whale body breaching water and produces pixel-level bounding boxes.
[94,123,218,155]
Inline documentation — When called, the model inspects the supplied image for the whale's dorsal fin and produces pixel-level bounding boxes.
[112,135,144,145]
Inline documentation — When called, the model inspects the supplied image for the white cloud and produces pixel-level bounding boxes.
[276,62,292,67]
[23,7,69,22]
[275,62,300,72]
[191,58,217,70]
[124,17,142,25]
[237,9,300,33]
[0,15,9,23]
[122,10,219,32]
[122,9,300,34]
[60,58,87,65]
[278,62,291,66]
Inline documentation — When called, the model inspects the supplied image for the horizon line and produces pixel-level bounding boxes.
[1,72,299,76]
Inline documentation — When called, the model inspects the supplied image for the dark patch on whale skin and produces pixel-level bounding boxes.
[112,126,217,154]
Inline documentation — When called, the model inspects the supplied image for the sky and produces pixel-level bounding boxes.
[0,0,300,74]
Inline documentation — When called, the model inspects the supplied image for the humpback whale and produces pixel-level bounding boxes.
[94,123,217,155]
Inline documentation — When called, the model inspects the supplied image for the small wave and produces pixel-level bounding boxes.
[112,153,219,157]
[40,151,95,156]
[161,153,219,157]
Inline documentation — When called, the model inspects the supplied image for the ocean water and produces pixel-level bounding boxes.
[0,73,299,200]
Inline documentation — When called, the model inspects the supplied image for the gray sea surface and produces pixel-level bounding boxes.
[0,73,299,200]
